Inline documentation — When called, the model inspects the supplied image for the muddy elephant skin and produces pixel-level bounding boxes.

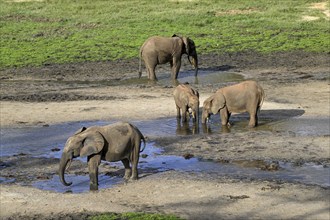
[59,122,146,190]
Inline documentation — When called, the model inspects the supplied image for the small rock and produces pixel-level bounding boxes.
[183,153,194,160]
[51,147,61,152]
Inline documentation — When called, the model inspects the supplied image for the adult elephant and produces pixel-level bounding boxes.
[139,34,198,81]
[58,122,146,191]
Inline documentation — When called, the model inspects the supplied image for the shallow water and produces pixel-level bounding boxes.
[159,70,245,85]
[33,174,123,193]
[32,143,330,193]
[1,113,328,157]
[1,116,329,193]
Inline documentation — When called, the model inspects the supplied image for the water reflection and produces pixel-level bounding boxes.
[176,119,199,135]
[160,70,244,86]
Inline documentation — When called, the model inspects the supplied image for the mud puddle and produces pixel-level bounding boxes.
[108,70,244,87]
[160,70,244,85]
[33,174,123,193]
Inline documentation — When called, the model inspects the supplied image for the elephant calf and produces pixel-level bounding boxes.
[59,122,146,191]
[173,83,200,124]
[202,81,265,127]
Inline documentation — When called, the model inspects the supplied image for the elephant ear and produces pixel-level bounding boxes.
[211,93,226,114]
[80,131,104,157]
[74,127,87,135]
[203,95,213,110]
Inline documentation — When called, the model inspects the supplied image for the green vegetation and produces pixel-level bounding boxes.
[1,0,329,68]
[90,212,182,220]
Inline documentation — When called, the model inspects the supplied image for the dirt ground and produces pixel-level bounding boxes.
[0,51,329,219]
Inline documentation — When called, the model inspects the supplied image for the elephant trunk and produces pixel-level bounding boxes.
[194,106,200,125]
[188,54,198,77]
[59,152,73,186]
[201,111,208,124]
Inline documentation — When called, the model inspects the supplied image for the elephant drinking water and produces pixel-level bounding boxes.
[58,122,146,191]
[173,83,200,124]
[139,34,198,81]
[202,81,265,127]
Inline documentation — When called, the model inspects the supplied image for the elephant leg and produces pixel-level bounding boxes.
[130,157,139,181]
[171,59,181,80]
[121,158,132,180]
[248,109,258,127]
[176,105,181,119]
[146,64,157,81]
[220,109,229,126]
[87,154,101,191]
[181,106,188,122]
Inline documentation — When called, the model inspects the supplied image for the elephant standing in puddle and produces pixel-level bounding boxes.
[173,83,200,124]
[139,34,198,81]
[59,122,146,191]
[202,81,265,127]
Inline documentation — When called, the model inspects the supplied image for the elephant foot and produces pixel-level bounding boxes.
[130,175,138,181]
[123,171,132,180]
[123,175,131,180]
[248,121,257,128]
[221,123,230,127]
[90,183,98,191]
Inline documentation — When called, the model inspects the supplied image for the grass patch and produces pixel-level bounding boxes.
[1,0,329,68]
[90,212,182,220]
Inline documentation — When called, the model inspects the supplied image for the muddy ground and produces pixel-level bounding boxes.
[0,51,329,220]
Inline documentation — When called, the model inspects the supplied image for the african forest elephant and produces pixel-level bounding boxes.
[173,83,200,124]
[202,81,265,127]
[59,122,146,191]
[139,34,198,81]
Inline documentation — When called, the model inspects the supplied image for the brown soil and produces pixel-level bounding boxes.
[0,51,329,220]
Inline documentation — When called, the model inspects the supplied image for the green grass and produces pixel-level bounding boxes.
[89,212,182,220]
[0,0,329,68]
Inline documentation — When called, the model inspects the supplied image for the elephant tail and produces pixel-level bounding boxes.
[139,135,146,153]
[130,123,146,152]
[258,85,265,110]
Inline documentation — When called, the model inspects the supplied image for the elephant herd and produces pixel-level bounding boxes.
[59,35,265,190]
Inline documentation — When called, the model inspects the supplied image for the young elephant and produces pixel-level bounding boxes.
[139,34,198,81]
[202,81,265,127]
[173,83,200,124]
[59,122,146,191]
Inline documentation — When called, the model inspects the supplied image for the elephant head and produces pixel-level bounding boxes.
[202,93,226,123]
[58,127,105,186]
[173,34,198,77]
[189,95,200,124]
